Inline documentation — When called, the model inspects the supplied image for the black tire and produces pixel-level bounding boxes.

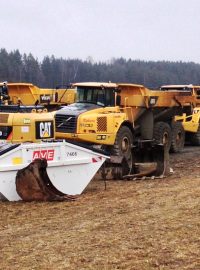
[189,126,200,146]
[153,122,172,151]
[111,126,133,174]
[170,122,185,153]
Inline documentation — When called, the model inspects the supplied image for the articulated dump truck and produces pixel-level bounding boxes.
[0,82,76,110]
[54,82,200,179]
[0,104,108,201]
[161,84,200,145]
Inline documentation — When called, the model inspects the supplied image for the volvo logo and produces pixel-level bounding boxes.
[57,117,72,127]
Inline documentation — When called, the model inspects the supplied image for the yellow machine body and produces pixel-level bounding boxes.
[4,83,76,108]
[175,107,200,133]
[0,110,55,143]
[55,82,200,146]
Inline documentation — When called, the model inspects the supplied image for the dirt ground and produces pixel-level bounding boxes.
[0,146,200,270]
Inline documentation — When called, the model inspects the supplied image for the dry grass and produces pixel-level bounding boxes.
[0,147,200,270]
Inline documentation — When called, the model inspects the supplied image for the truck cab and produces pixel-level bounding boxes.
[55,82,126,145]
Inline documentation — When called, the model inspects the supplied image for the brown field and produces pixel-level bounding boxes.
[0,147,200,270]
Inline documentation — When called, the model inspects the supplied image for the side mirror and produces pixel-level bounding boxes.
[116,95,121,106]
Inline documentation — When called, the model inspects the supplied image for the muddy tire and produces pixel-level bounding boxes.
[170,122,185,153]
[111,126,133,177]
[189,125,200,146]
[153,122,172,151]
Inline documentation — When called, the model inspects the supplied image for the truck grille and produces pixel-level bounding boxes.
[55,114,77,133]
[97,116,107,132]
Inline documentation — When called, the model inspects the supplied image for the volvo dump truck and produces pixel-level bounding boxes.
[0,86,168,181]
[54,82,200,178]
[175,106,200,145]
[161,84,200,145]
[0,82,76,110]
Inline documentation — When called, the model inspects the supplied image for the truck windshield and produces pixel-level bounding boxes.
[76,87,115,107]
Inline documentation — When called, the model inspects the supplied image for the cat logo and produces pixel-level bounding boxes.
[40,122,51,137]
[36,121,54,139]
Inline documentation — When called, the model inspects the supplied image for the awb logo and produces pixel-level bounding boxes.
[33,149,55,161]
[36,121,54,139]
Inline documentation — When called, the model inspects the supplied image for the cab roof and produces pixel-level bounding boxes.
[118,83,144,88]
[73,82,117,88]
[73,82,145,88]
[161,84,193,88]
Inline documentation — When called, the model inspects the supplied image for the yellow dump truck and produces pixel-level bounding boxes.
[54,82,200,178]
[161,84,200,145]
[0,82,76,110]
[175,107,200,145]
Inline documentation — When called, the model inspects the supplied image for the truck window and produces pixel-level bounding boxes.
[76,87,115,107]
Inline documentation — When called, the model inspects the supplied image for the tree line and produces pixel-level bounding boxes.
[1,48,200,89]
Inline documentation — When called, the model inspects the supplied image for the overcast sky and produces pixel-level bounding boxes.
[1,0,200,63]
